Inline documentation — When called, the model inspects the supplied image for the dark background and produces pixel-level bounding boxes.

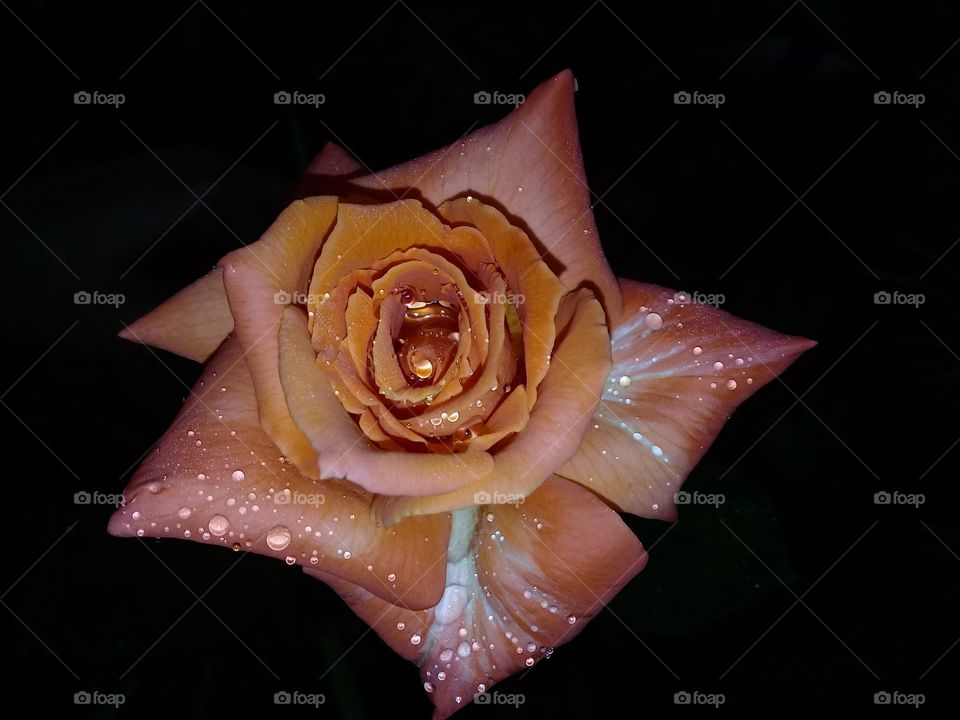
[1,0,957,716]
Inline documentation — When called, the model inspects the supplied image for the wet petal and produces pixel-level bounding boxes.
[313,476,646,719]
[373,289,611,524]
[107,335,450,610]
[558,279,815,519]
[350,70,622,323]
[278,305,495,496]
[220,196,339,477]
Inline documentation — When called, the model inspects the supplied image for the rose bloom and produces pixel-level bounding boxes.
[110,70,813,717]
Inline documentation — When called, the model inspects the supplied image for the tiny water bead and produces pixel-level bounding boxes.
[177,506,192,520]
[411,633,422,645]
[231,469,245,482]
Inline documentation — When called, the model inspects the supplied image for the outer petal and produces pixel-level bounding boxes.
[313,477,647,719]
[373,288,611,524]
[220,196,339,477]
[278,306,495,497]
[558,279,816,519]
[107,334,451,610]
[350,70,622,323]
[119,268,233,362]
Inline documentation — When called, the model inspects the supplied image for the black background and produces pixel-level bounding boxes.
[1,0,958,716]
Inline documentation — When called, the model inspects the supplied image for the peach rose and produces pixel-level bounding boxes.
[110,70,813,717]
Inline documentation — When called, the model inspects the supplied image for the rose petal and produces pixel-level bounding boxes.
[558,279,816,519]
[437,198,564,408]
[350,70,622,323]
[311,476,646,719]
[278,305,496,496]
[119,268,233,362]
[373,289,611,524]
[107,335,450,610]
[219,197,339,478]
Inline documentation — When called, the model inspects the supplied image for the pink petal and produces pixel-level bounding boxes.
[350,70,623,323]
[558,279,816,520]
[108,334,451,610]
[119,268,232,362]
[311,476,646,719]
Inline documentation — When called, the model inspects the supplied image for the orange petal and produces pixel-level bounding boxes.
[278,305,495,496]
[437,198,564,408]
[351,70,622,324]
[107,335,450,610]
[558,279,816,519]
[314,476,646,719]
[119,268,232,362]
[219,196,339,478]
[373,288,611,524]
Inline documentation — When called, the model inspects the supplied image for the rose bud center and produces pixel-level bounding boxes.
[395,291,460,386]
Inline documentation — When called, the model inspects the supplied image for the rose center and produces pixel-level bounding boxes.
[395,298,459,386]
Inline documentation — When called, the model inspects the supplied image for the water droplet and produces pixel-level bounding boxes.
[266,525,292,551]
[411,633,422,645]
[651,445,664,457]
[423,681,433,692]
[440,648,453,662]
[525,657,535,667]
[726,379,738,390]
[284,555,296,565]
[388,572,397,582]
[231,469,245,482]
[526,641,537,652]
[457,641,471,658]
[567,614,577,624]
[208,514,229,536]
[645,312,663,330]
[397,621,406,631]
[693,346,703,355]
[131,511,142,520]
[618,375,631,387]
[196,473,206,481]
[177,506,192,520]
[713,361,724,371]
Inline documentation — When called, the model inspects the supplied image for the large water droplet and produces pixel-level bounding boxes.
[266,525,292,551]
[208,514,229,536]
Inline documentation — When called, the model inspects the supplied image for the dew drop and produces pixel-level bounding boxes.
[177,506,192,520]
[726,379,738,390]
[266,525,292,551]
[645,312,663,330]
[618,375,631,387]
[232,469,245,482]
[693,346,703,355]
[208,514,229,536]
[411,633,422,645]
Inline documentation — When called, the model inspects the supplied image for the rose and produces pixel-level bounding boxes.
[110,70,813,717]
